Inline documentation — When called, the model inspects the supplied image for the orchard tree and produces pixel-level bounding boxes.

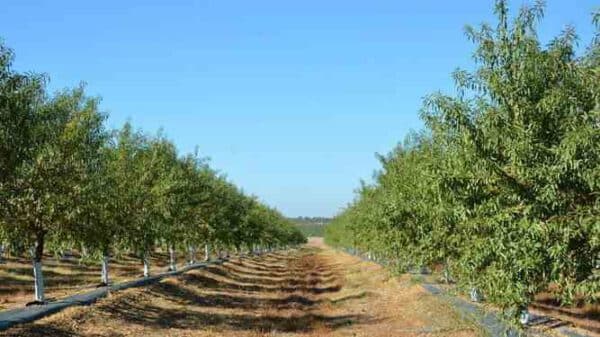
[183,159,218,263]
[174,163,203,266]
[0,42,45,259]
[149,136,181,271]
[112,124,159,277]
[423,0,600,315]
[2,85,106,303]
[75,141,120,286]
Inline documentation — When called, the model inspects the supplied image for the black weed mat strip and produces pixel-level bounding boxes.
[339,248,593,337]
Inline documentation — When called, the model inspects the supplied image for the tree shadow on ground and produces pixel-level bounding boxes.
[224,259,305,276]
[106,251,363,333]
[530,301,600,334]
[150,279,370,311]
[0,270,107,297]
[1,249,366,336]
[207,264,338,288]
[183,270,342,294]
[0,324,80,337]
[149,280,319,310]
[97,294,368,333]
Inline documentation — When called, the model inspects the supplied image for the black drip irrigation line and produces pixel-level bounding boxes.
[337,246,593,337]
[0,250,286,332]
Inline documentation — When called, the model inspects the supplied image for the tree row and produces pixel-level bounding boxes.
[0,41,305,304]
[326,0,599,325]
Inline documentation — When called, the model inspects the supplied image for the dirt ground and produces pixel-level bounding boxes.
[0,251,173,310]
[0,238,482,337]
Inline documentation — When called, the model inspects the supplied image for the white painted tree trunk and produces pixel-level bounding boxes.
[31,234,46,303]
[80,244,89,264]
[188,245,196,265]
[143,255,150,277]
[101,255,110,285]
[204,244,210,261]
[0,244,5,263]
[442,268,451,283]
[469,287,482,302]
[168,246,176,271]
[519,309,530,325]
[33,261,45,302]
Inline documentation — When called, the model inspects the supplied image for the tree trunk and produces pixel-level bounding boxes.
[32,233,45,303]
[101,254,110,285]
[204,244,210,261]
[143,254,150,277]
[168,245,176,271]
[0,243,5,264]
[469,287,482,302]
[188,245,196,265]
[80,244,89,265]
[442,259,452,284]
[519,308,530,325]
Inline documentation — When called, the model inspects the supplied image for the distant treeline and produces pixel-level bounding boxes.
[289,217,331,237]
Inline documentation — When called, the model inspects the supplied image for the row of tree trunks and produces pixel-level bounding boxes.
[23,240,287,304]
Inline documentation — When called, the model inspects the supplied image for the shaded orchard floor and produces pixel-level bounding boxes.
[1,239,482,337]
[0,251,174,310]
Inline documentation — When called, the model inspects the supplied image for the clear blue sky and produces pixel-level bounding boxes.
[1,1,596,217]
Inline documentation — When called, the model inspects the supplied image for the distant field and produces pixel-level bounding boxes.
[296,224,326,237]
